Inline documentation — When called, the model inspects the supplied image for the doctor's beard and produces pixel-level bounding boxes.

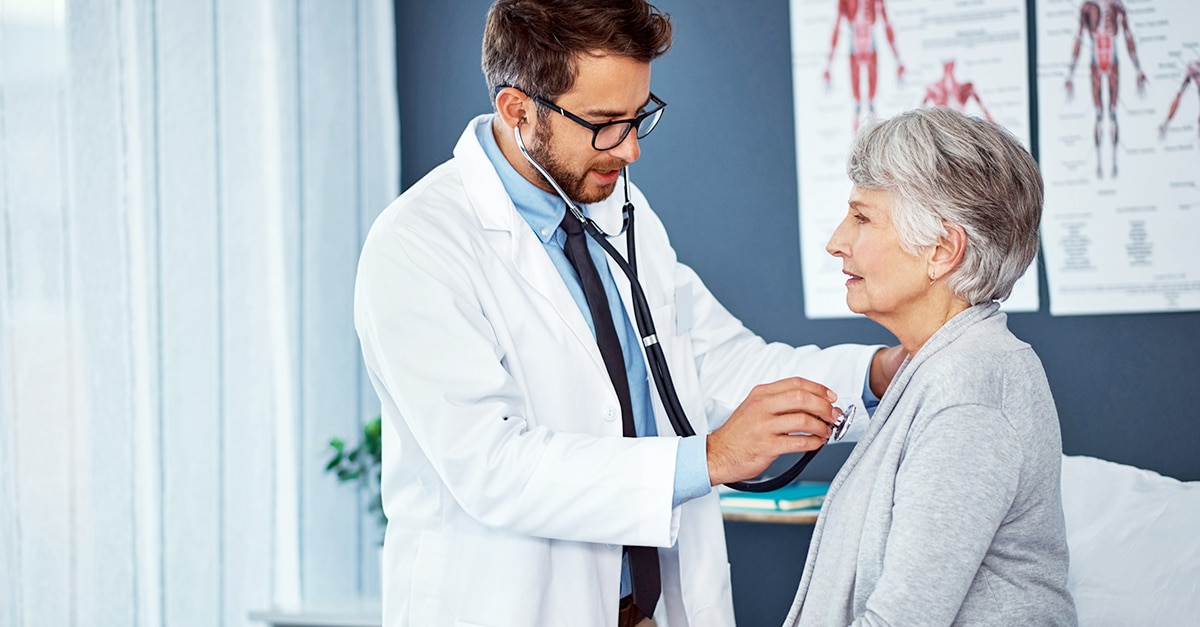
[529,121,626,205]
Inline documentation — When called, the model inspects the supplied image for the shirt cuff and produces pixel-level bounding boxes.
[672,435,712,508]
[862,369,880,416]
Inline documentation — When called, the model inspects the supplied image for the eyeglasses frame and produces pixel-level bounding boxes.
[495,85,667,151]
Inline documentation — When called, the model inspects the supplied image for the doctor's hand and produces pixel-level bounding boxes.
[705,377,838,487]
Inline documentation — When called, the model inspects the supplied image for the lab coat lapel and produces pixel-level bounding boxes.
[455,115,608,374]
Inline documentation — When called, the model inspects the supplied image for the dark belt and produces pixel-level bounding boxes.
[618,594,651,627]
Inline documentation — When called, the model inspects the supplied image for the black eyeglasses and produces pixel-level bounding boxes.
[532,92,666,151]
[496,86,666,151]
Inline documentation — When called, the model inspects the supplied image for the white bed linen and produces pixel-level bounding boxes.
[1061,455,1200,626]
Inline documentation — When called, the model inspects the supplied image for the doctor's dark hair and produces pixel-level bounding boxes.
[482,0,672,105]
[846,107,1043,305]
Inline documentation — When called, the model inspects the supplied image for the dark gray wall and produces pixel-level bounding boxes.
[394,1,1200,624]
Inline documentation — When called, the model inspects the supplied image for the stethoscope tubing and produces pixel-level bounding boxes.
[585,215,822,493]
[513,122,823,492]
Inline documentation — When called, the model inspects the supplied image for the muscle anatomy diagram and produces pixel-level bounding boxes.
[823,0,905,131]
[922,60,994,122]
[1065,0,1148,179]
[1160,59,1200,139]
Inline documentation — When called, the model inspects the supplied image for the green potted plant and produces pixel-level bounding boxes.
[325,416,386,533]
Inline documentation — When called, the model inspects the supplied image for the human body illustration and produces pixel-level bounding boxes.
[1065,0,1147,178]
[1159,59,1200,139]
[922,60,994,122]
[823,0,905,131]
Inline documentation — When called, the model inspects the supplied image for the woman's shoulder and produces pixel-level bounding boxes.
[934,311,1040,369]
[905,315,1057,442]
[913,315,1047,403]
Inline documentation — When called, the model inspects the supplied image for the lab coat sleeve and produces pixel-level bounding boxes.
[354,197,678,548]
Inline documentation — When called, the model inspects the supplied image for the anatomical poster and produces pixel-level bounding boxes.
[790,0,1037,318]
[1037,0,1200,315]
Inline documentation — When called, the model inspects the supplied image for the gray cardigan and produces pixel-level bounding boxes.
[783,303,1077,626]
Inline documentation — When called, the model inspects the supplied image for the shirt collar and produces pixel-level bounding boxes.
[477,119,566,244]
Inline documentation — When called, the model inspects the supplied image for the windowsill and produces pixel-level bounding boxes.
[249,599,381,627]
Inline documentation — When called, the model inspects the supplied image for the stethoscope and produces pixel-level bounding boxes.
[514,124,853,492]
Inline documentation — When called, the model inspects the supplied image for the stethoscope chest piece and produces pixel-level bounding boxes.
[830,404,856,442]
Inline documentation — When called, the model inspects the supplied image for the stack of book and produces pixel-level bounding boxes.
[718,482,829,512]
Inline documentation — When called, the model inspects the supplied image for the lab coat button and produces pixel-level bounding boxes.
[603,406,617,421]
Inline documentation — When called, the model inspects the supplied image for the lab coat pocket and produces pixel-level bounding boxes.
[406,529,449,626]
[450,531,548,625]
[650,304,709,436]
[674,280,694,335]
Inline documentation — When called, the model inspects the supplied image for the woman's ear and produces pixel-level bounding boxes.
[928,222,966,283]
[494,87,532,130]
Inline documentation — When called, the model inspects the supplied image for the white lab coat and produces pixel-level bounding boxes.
[354,115,878,627]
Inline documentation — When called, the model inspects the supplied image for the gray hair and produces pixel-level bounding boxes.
[846,107,1042,305]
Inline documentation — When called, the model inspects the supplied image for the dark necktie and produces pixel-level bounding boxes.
[560,212,661,618]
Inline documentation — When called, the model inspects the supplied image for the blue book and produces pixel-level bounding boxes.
[718,482,829,511]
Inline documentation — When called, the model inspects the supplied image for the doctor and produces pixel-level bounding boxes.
[354,1,902,625]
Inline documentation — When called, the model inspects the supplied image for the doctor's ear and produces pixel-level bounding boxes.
[494,87,532,129]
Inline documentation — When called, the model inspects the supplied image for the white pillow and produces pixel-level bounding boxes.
[1061,455,1200,626]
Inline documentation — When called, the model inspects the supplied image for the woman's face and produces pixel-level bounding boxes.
[826,186,932,327]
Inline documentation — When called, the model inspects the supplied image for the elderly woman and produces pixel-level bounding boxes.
[783,107,1077,626]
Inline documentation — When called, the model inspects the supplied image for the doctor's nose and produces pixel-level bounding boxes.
[606,132,641,164]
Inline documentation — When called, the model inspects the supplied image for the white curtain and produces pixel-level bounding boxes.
[0,0,398,625]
